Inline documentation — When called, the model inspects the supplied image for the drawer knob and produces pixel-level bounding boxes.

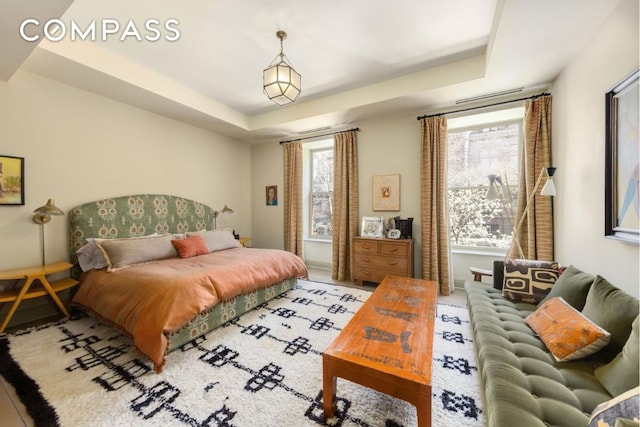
[362,257,370,262]
[363,271,370,276]
[389,261,398,265]
[362,245,370,249]
[389,247,398,252]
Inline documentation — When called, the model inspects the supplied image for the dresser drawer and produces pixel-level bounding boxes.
[353,240,379,254]
[354,253,408,270]
[378,241,409,257]
[352,265,404,284]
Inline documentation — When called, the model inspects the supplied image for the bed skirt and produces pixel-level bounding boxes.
[165,278,297,353]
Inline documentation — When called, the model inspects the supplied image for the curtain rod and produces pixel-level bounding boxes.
[416,92,551,121]
[279,127,360,144]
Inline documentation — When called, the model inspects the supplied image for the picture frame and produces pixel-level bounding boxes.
[361,216,384,238]
[0,155,24,206]
[265,185,278,206]
[387,229,401,239]
[372,174,400,211]
[605,68,639,244]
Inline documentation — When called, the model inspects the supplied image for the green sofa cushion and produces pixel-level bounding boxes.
[539,264,595,310]
[581,276,640,363]
[594,315,640,396]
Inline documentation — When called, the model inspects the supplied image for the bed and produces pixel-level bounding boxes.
[68,194,308,372]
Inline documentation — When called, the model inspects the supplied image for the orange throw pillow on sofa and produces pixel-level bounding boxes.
[525,297,611,362]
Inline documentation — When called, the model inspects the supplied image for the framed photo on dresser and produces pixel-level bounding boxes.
[361,216,384,238]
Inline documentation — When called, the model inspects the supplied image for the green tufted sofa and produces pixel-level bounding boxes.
[465,262,639,427]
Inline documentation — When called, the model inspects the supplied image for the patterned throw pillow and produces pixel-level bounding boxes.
[588,387,640,427]
[502,259,560,303]
[525,297,611,362]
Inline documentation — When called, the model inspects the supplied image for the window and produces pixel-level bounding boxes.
[447,116,521,250]
[310,148,333,239]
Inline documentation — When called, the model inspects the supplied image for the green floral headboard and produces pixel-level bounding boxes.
[68,194,215,271]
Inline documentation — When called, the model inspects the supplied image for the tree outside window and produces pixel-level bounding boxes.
[311,148,333,239]
[448,122,521,249]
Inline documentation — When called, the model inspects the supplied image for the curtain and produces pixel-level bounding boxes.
[421,116,452,295]
[508,95,554,261]
[283,141,303,257]
[332,130,359,281]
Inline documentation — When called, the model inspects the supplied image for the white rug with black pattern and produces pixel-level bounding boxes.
[0,279,483,427]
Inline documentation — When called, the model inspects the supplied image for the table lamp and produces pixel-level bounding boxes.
[33,199,64,265]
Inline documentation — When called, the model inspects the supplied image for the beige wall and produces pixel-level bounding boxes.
[553,0,639,297]
[0,70,252,271]
[250,141,284,249]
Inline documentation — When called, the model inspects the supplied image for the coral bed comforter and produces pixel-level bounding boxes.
[71,247,308,372]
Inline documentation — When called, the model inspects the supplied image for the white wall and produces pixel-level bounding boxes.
[0,70,252,324]
[553,0,639,297]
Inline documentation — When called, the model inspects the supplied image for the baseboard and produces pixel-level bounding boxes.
[305,260,332,270]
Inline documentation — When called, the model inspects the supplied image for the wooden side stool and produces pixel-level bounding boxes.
[470,266,493,282]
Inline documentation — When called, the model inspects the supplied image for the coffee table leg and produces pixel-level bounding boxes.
[416,390,432,427]
[322,359,337,418]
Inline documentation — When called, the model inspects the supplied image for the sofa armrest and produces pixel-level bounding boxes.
[493,260,504,290]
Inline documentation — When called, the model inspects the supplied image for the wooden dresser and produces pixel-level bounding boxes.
[352,237,414,285]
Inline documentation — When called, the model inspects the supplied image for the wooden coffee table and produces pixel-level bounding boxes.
[323,275,437,426]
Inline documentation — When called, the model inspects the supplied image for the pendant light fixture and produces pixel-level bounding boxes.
[263,30,301,105]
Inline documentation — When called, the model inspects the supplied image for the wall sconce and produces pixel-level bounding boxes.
[212,205,234,229]
[32,199,65,266]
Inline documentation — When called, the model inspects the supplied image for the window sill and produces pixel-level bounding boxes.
[304,238,332,243]
[451,247,506,257]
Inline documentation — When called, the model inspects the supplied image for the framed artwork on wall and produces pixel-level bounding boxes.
[0,155,24,206]
[372,174,400,211]
[266,185,278,206]
[361,216,384,238]
[605,68,639,244]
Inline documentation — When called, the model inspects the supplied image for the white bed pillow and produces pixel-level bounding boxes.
[186,230,241,252]
[77,238,108,271]
[77,233,161,272]
[96,233,175,272]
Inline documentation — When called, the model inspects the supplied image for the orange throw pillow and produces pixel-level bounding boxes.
[171,235,209,258]
[525,297,611,362]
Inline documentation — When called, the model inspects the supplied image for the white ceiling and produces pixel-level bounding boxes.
[2,0,621,143]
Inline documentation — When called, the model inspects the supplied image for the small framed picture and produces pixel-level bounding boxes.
[266,185,278,206]
[0,155,25,206]
[387,229,401,239]
[372,174,400,211]
[361,216,384,238]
